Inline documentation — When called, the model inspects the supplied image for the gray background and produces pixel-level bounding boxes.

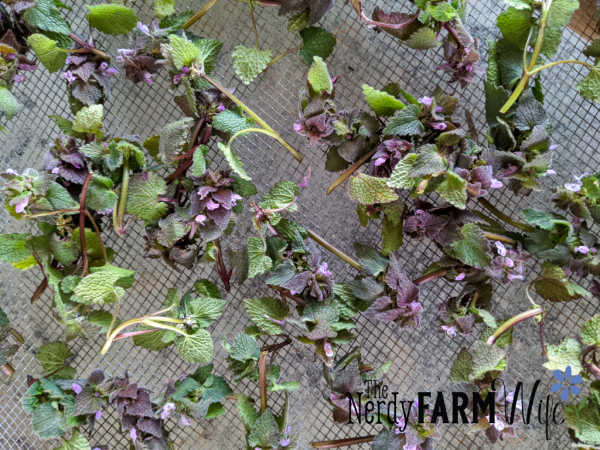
[0,0,598,448]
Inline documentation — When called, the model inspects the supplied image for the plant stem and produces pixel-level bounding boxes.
[31,277,48,303]
[483,231,516,245]
[413,268,448,286]
[27,208,79,218]
[529,59,597,76]
[106,297,120,340]
[227,127,279,148]
[499,0,552,113]
[68,33,110,60]
[305,229,362,271]
[478,197,535,232]
[214,238,231,292]
[258,351,268,413]
[265,47,299,70]
[182,0,219,29]
[79,173,93,276]
[261,336,292,354]
[113,329,156,341]
[326,148,377,195]
[248,2,260,48]
[486,307,544,346]
[9,328,24,345]
[114,157,129,236]
[1,363,15,379]
[312,436,375,448]
[201,74,302,161]
[84,210,108,264]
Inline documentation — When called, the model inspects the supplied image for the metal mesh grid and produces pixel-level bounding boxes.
[0,0,598,448]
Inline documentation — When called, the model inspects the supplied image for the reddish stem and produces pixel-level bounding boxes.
[270,285,306,306]
[413,268,449,286]
[582,346,600,380]
[214,238,231,292]
[113,329,156,341]
[312,435,375,448]
[31,277,48,304]
[166,121,211,184]
[258,351,268,413]
[261,336,292,354]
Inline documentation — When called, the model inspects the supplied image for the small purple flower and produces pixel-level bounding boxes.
[161,402,176,420]
[430,122,447,130]
[216,103,225,112]
[374,157,387,166]
[490,178,503,189]
[63,71,76,85]
[51,167,60,174]
[504,257,514,268]
[130,427,137,441]
[592,248,597,254]
[441,324,457,337]
[195,214,207,224]
[316,262,332,278]
[181,66,190,74]
[299,167,312,188]
[280,425,292,447]
[94,410,102,420]
[173,74,182,85]
[418,96,433,107]
[323,341,333,358]
[455,272,465,281]
[574,245,589,255]
[180,415,191,426]
[14,196,29,214]
[544,169,557,176]
[137,21,151,36]
[71,383,82,394]
[495,241,507,257]
[143,72,153,85]
[5,169,17,175]
[12,74,25,84]
[18,63,36,71]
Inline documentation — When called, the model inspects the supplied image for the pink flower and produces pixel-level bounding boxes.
[62,71,76,85]
[544,169,557,176]
[495,242,507,256]
[374,157,387,166]
[490,178,503,189]
[431,122,447,130]
[455,272,465,281]
[418,96,433,107]
[195,214,207,224]
[173,74,182,85]
[130,428,137,441]
[72,383,83,395]
[324,341,333,357]
[181,415,191,426]
[441,325,457,337]
[94,410,102,420]
[14,196,29,214]
[575,245,589,255]
[299,167,312,188]
[161,402,176,420]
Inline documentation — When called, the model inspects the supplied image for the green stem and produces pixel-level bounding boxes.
[249,2,260,48]
[478,198,535,232]
[141,320,188,336]
[27,208,79,218]
[1,363,15,379]
[327,148,377,195]
[312,436,375,448]
[265,47,299,69]
[227,127,279,148]
[182,0,219,29]
[499,0,552,114]
[483,231,516,245]
[528,59,598,75]
[201,74,302,161]
[258,351,268,413]
[114,157,129,236]
[106,297,120,340]
[486,307,544,346]
[305,229,362,271]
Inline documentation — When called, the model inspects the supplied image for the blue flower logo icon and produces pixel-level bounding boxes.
[551,366,582,401]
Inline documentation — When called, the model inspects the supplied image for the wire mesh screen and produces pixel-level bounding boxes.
[0,0,598,449]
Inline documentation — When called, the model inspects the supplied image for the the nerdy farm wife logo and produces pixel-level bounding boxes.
[344,367,581,440]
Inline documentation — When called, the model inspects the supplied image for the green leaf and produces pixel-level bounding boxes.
[436,170,468,209]
[158,117,193,164]
[192,38,222,74]
[86,4,138,35]
[23,0,70,35]
[126,172,168,222]
[362,84,405,117]
[176,328,213,363]
[72,104,103,134]
[0,87,22,120]
[534,262,589,302]
[168,34,201,70]
[154,0,175,19]
[307,56,332,95]
[577,68,600,103]
[31,403,64,439]
[429,3,458,22]
[349,173,399,205]
[218,142,251,181]
[72,265,134,305]
[541,0,579,58]
[248,411,280,448]
[232,45,272,85]
[194,279,222,298]
[133,328,174,350]
[450,348,473,382]
[228,333,260,362]
[470,341,506,381]
[405,27,440,50]
[450,224,491,269]
[237,394,258,429]
[232,175,258,198]
[183,296,226,328]
[247,237,272,278]
[288,10,309,31]
[244,297,289,335]
[354,243,388,276]
[387,153,419,189]
[212,109,254,135]
[190,146,207,177]
[497,7,532,49]
[259,181,299,210]
[383,104,424,136]
[299,27,336,64]
[26,34,66,73]
[543,338,582,374]
[381,201,404,255]
[55,430,91,450]
[0,233,33,265]
[36,342,71,374]
[85,175,117,212]
[581,315,600,346]
[564,387,600,446]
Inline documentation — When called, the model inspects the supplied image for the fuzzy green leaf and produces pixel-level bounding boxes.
[212,109,254,135]
[158,117,193,164]
[237,394,259,429]
[382,201,404,254]
[543,338,582,374]
[244,297,289,335]
[541,0,579,58]
[190,146,208,177]
[0,87,22,120]
[176,328,214,363]
[126,172,168,222]
[564,387,600,446]
[387,153,419,189]
[383,105,424,136]
[497,7,532,48]
[450,224,491,269]
[218,142,251,181]
[232,45,272,85]
[259,181,299,210]
[307,56,332,95]
[86,4,138,35]
[31,403,64,439]
[581,315,600,346]
[0,233,33,265]
[55,430,91,450]
[228,333,260,362]
[23,0,70,35]
[72,104,103,134]
[36,342,71,374]
[429,3,458,22]
[470,341,506,381]
[405,27,440,50]
[247,237,272,278]
[193,38,222,74]
[72,265,134,305]
[85,175,117,212]
[436,170,468,209]
[349,173,399,205]
[27,34,66,73]
[450,348,473,382]
[534,262,589,302]
[248,411,280,448]
[299,27,336,63]
[577,68,600,103]
[362,84,405,117]
[154,0,175,19]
